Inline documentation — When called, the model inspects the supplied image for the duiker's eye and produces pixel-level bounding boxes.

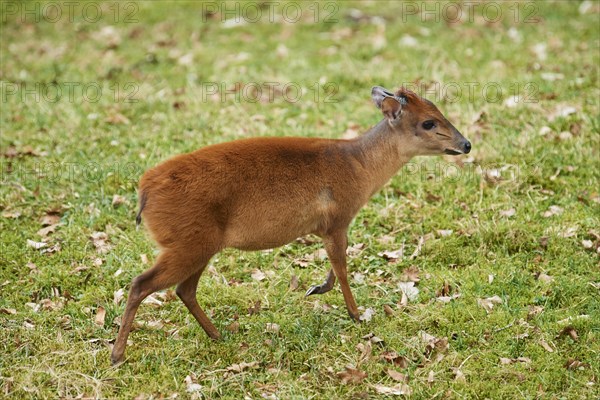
[422,120,435,130]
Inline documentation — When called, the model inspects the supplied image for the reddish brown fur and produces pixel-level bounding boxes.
[111,86,471,364]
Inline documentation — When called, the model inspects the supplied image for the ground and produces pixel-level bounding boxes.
[1,1,599,399]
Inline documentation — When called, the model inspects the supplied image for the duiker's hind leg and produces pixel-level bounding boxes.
[111,248,212,365]
[176,267,220,340]
[305,269,336,296]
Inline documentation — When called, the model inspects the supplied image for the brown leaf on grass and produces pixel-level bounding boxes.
[437,229,453,237]
[379,248,403,261]
[373,383,412,395]
[112,194,127,207]
[401,265,420,282]
[27,239,47,250]
[113,288,125,305]
[453,368,466,382]
[37,224,59,237]
[251,269,266,281]
[499,357,531,365]
[377,235,396,245]
[564,359,589,370]
[398,282,419,302]
[383,304,395,316]
[2,210,21,219]
[409,236,425,260]
[184,374,203,393]
[94,306,106,326]
[227,361,259,373]
[387,369,408,382]
[356,341,372,365]
[0,308,17,315]
[542,205,563,218]
[226,321,240,333]
[265,323,280,334]
[289,274,299,291]
[427,370,435,384]
[499,208,516,217]
[361,332,384,346]
[248,300,262,315]
[105,112,130,125]
[380,351,409,368]
[527,305,544,319]
[359,307,375,322]
[557,326,578,341]
[346,242,365,256]
[536,273,554,283]
[90,232,112,254]
[477,295,503,313]
[337,366,367,384]
[539,339,554,353]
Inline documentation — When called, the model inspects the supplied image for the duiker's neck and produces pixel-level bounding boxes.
[351,119,415,195]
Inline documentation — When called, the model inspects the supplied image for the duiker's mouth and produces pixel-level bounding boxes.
[444,149,463,155]
[444,141,471,155]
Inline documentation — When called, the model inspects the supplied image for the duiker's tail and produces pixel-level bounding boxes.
[136,190,148,227]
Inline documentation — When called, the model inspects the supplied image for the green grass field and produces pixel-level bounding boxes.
[1,1,599,398]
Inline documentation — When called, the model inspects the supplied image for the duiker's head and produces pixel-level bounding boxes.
[371,86,471,156]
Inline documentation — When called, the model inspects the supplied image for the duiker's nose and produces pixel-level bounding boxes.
[463,141,471,154]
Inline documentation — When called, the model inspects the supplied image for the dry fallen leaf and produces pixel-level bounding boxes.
[372,383,412,395]
[27,239,47,250]
[95,306,106,326]
[251,269,266,281]
[113,288,125,305]
[337,366,367,384]
[377,235,396,245]
[184,374,203,393]
[477,295,503,313]
[90,232,112,254]
[227,361,259,373]
[0,308,17,315]
[539,339,554,353]
[564,359,589,370]
[248,300,261,315]
[226,321,240,333]
[359,307,375,322]
[437,229,453,237]
[398,282,419,302]
[383,304,395,317]
[409,236,425,260]
[40,213,60,226]
[453,368,466,382]
[379,248,403,261]
[387,369,408,382]
[499,357,531,365]
[356,341,372,365]
[380,351,409,368]
[289,274,299,291]
[37,224,59,238]
[527,305,544,319]
[112,194,127,207]
[557,326,578,341]
[537,273,554,284]
[542,205,563,218]
[265,323,280,334]
[499,208,516,217]
[2,210,21,219]
[401,265,420,282]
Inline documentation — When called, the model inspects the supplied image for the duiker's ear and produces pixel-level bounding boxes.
[371,86,402,120]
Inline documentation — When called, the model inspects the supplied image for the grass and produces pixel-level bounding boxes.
[1,0,599,398]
